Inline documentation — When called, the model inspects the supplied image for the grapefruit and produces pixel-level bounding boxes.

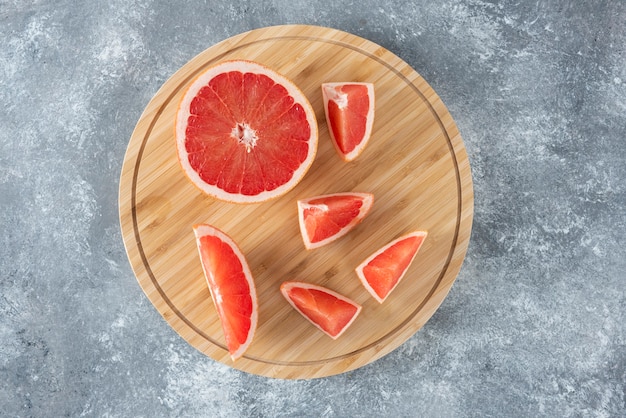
[297,192,374,250]
[176,60,318,203]
[280,281,362,339]
[322,82,375,161]
[193,224,258,360]
[355,231,427,303]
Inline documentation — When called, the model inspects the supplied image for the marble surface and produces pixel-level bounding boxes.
[1,0,624,416]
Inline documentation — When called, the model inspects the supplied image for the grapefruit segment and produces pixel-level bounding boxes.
[177,60,318,203]
[280,281,362,339]
[322,82,375,161]
[193,224,258,360]
[355,231,427,303]
[297,192,374,250]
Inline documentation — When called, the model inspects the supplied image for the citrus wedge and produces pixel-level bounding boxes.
[297,192,374,250]
[322,82,375,161]
[280,281,362,339]
[355,231,427,303]
[177,60,318,203]
[193,224,258,360]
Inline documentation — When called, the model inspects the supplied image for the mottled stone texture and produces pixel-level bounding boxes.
[1,0,624,416]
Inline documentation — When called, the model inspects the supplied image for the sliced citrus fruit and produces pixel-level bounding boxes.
[176,60,318,203]
[355,231,427,303]
[322,82,375,162]
[280,281,362,339]
[297,192,374,250]
[193,224,258,360]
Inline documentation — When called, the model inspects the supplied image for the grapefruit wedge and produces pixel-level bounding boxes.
[280,281,362,339]
[355,231,427,303]
[322,82,375,161]
[297,192,374,250]
[193,224,258,361]
[176,60,318,203]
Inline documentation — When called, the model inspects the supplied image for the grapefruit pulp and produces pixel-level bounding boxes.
[193,224,258,360]
[297,192,374,250]
[355,231,427,303]
[176,60,318,203]
[322,82,375,161]
[280,281,362,339]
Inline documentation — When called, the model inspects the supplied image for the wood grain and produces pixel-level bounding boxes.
[118,25,474,379]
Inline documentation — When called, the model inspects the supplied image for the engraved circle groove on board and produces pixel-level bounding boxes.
[130,34,463,365]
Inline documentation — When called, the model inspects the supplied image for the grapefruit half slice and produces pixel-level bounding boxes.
[193,224,258,360]
[177,60,318,203]
[280,281,362,339]
[322,82,375,161]
[297,192,374,250]
[355,231,427,303]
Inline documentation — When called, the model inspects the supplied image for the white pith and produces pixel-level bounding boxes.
[232,122,258,152]
[326,88,348,109]
[176,60,318,203]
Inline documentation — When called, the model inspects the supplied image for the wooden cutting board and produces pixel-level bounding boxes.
[119,25,473,379]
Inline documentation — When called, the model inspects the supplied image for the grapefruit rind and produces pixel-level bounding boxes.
[355,231,428,304]
[280,281,362,340]
[297,192,374,250]
[176,60,318,204]
[193,224,258,361]
[321,82,375,162]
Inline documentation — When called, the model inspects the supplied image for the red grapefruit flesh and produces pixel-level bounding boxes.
[176,60,318,203]
[355,231,427,303]
[193,224,258,360]
[322,82,375,162]
[280,281,362,339]
[297,192,374,250]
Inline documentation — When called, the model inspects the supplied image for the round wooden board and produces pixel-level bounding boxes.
[119,25,473,379]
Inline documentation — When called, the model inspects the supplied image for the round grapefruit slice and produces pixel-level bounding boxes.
[297,192,374,250]
[193,224,258,361]
[176,60,318,203]
[322,82,375,162]
[355,231,428,303]
[280,281,362,339]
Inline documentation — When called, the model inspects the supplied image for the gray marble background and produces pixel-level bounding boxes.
[1,0,624,416]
